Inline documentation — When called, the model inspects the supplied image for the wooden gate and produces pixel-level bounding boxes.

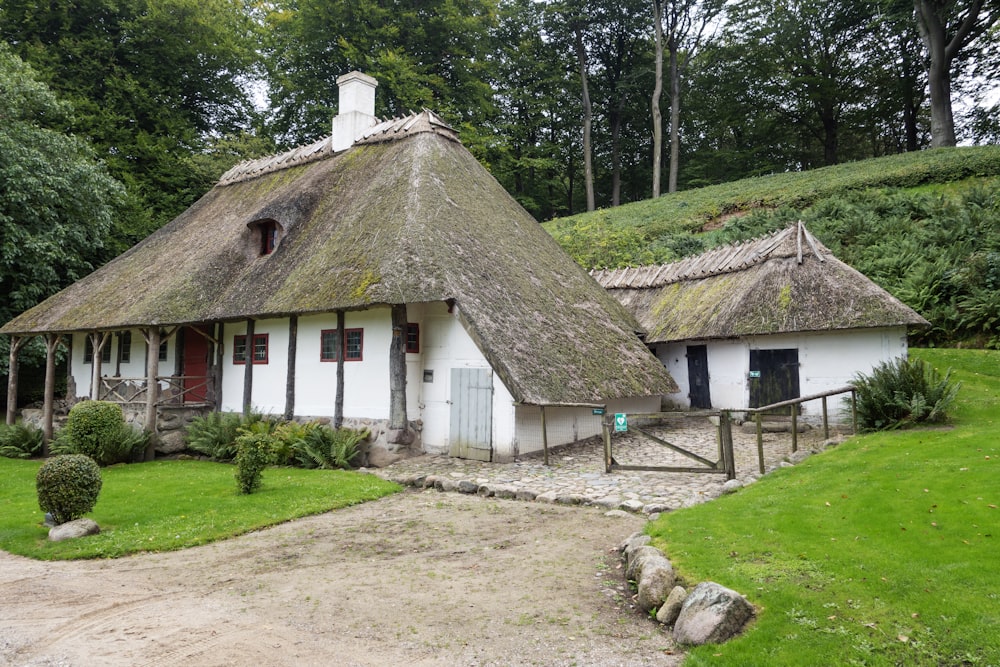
[601,411,736,480]
[449,368,494,461]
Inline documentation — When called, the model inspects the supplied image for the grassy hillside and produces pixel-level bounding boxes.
[544,146,1000,347]
[649,348,999,667]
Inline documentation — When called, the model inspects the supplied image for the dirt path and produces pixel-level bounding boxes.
[0,489,683,666]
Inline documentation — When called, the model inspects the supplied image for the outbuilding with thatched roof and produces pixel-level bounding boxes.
[3,72,676,463]
[592,222,928,419]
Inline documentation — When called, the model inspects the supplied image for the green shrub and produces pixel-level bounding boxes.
[234,432,275,494]
[292,425,367,470]
[0,423,44,459]
[850,356,961,431]
[270,421,317,466]
[54,401,146,466]
[36,454,103,524]
[184,412,256,460]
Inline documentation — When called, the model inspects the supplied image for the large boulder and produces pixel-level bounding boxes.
[48,518,101,542]
[636,553,675,612]
[673,582,754,645]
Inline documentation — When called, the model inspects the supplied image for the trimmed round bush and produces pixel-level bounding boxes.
[36,454,103,525]
[63,401,126,463]
[234,432,275,494]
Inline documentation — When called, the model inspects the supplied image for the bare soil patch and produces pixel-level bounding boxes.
[0,489,683,666]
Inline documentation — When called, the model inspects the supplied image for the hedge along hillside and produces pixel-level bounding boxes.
[544,147,1000,348]
[543,146,1000,270]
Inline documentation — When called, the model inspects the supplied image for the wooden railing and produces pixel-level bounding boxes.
[98,376,215,406]
[745,385,857,474]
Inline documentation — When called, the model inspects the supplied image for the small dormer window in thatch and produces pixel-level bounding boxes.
[249,218,282,256]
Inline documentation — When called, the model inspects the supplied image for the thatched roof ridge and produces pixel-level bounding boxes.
[597,223,929,343]
[591,224,824,289]
[218,110,459,186]
[2,126,675,405]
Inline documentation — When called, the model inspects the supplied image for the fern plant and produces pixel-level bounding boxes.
[292,425,367,470]
[0,423,44,459]
[850,357,961,431]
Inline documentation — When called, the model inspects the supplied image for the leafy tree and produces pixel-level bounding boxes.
[1,0,262,250]
[0,46,123,376]
[913,0,1000,147]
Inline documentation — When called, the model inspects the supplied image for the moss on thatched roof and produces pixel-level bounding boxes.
[2,111,676,404]
[592,223,929,343]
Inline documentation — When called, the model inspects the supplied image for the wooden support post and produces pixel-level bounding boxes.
[242,319,254,416]
[214,323,224,412]
[755,412,764,474]
[719,410,736,480]
[284,315,297,421]
[89,331,110,399]
[143,327,160,461]
[540,405,549,466]
[851,389,858,433]
[42,334,61,454]
[388,304,409,443]
[791,408,798,453]
[822,396,829,440]
[6,336,26,425]
[334,310,345,429]
[602,417,612,473]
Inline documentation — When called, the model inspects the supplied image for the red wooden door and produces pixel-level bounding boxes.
[181,326,211,402]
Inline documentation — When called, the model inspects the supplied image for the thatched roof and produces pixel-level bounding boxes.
[592,223,929,343]
[2,110,676,405]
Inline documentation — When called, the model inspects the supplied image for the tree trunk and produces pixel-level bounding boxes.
[667,38,682,193]
[610,102,624,206]
[89,331,110,399]
[284,315,297,421]
[913,0,985,148]
[574,26,596,212]
[651,0,664,198]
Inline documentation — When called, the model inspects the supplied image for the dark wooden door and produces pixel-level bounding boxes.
[749,349,800,414]
[181,326,211,402]
[686,345,711,409]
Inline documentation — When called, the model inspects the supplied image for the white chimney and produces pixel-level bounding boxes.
[331,71,378,152]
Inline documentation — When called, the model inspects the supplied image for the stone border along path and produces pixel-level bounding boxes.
[373,416,849,515]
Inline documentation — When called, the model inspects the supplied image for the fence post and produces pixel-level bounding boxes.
[755,411,765,475]
[602,418,612,473]
[540,405,549,467]
[719,410,736,480]
[791,409,798,453]
[822,396,829,440]
[851,389,858,433]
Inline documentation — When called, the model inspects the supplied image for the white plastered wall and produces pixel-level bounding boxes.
[657,327,909,420]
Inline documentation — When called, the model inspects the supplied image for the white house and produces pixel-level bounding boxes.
[3,72,676,462]
[592,223,929,421]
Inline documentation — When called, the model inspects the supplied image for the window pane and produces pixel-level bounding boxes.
[101,341,112,364]
[119,332,131,363]
[233,335,247,363]
[405,323,419,353]
[253,334,268,363]
[84,337,94,364]
[345,329,363,360]
[320,330,339,361]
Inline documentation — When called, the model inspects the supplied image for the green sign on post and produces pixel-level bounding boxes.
[614,413,628,432]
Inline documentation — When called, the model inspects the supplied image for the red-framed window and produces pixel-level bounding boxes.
[234,333,269,364]
[405,323,420,353]
[320,328,364,362]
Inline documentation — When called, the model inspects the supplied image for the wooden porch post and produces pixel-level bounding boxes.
[214,322,224,412]
[143,327,160,461]
[284,315,297,421]
[88,331,111,399]
[242,319,254,416]
[6,335,27,425]
[334,310,344,429]
[387,304,411,444]
[42,334,62,453]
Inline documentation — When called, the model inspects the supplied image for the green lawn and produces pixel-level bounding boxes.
[648,348,1000,666]
[0,459,400,560]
